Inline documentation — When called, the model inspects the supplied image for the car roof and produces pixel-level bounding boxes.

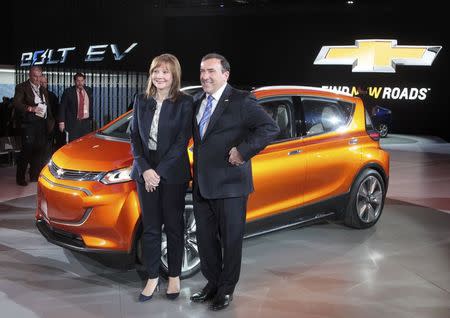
[181,84,355,100]
[253,85,353,97]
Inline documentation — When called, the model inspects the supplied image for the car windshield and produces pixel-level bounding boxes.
[98,112,133,140]
[97,86,204,140]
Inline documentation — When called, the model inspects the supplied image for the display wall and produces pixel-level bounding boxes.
[7,0,448,140]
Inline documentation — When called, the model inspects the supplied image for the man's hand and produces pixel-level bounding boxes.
[143,169,160,192]
[58,122,65,132]
[35,104,46,118]
[27,106,36,113]
[229,147,244,166]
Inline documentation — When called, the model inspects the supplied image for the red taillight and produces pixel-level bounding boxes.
[368,131,380,141]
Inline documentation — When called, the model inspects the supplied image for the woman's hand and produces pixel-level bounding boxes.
[143,169,160,192]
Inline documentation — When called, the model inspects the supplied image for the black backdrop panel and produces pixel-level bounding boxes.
[8,1,449,140]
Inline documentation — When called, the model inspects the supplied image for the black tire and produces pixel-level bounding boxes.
[135,197,201,280]
[344,169,386,229]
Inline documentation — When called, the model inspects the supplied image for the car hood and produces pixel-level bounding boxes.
[51,133,133,172]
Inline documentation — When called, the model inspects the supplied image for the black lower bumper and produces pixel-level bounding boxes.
[36,219,127,254]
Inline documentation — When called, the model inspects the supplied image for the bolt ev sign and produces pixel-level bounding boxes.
[314,40,441,73]
[20,43,138,67]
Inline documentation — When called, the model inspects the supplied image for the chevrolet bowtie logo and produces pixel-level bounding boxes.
[314,39,441,73]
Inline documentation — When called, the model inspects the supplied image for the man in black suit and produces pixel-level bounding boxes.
[40,76,61,158]
[58,72,93,142]
[13,66,54,186]
[190,53,279,310]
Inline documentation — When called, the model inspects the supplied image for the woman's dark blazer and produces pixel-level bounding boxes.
[130,93,193,184]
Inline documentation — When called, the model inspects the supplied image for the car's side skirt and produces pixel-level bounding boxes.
[244,192,350,239]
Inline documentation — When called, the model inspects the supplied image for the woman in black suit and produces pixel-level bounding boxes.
[130,54,193,301]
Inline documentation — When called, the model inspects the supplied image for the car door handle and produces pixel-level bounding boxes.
[349,138,358,145]
[288,149,302,156]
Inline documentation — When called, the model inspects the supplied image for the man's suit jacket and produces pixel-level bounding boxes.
[59,85,94,132]
[130,93,194,184]
[192,84,280,199]
[13,80,54,132]
[47,90,60,120]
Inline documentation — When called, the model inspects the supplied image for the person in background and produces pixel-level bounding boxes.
[127,92,138,112]
[13,66,54,186]
[0,97,11,136]
[59,72,93,142]
[40,76,61,157]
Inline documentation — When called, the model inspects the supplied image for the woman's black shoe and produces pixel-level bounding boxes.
[138,293,153,302]
[166,291,180,300]
[138,282,160,302]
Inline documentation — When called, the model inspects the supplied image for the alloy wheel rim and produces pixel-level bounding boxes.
[356,176,383,223]
[161,204,200,274]
[378,124,388,137]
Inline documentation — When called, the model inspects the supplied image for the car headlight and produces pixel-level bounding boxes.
[100,166,132,184]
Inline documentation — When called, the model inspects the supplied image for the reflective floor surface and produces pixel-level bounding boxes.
[0,134,449,318]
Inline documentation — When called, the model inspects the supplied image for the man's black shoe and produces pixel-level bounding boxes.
[210,294,233,311]
[190,287,217,303]
[16,179,28,186]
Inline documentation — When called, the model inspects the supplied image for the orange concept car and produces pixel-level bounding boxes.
[36,86,390,278]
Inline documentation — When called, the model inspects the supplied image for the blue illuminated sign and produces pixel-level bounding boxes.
[20,43,138,66]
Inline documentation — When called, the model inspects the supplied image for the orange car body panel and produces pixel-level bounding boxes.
[36,87,389,253]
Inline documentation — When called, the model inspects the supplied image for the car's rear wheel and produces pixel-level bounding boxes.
[344,169,386,229]
[135,194,201,279]
[377,123,389,137]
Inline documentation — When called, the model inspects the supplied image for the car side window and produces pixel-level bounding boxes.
[260,98,295,142]
[302,98,354,136]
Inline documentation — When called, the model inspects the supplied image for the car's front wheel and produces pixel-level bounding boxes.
[344,169,386,229]
[160,201,200,279]
[135,193,201,279]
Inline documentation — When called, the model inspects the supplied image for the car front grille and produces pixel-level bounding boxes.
[48,160,104,181]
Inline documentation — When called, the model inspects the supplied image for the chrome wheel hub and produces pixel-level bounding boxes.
[161,204,200,274]
[356,176,383,223]
[378,124,388,137]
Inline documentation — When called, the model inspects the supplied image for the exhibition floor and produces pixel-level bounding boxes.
[0,135,449,318]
